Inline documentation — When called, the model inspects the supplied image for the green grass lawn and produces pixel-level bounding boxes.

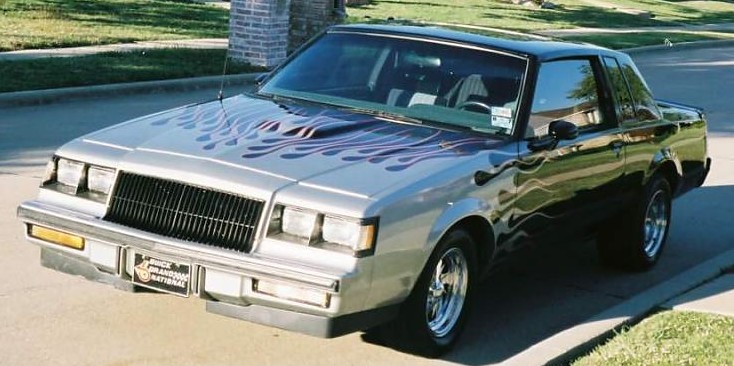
[0,0,229,51]
[572,311,734,366]
[347,0,661,31]
[0,49,264,93]
[346,0,734,31]
[574,0,734,24]
[3,0,732,93]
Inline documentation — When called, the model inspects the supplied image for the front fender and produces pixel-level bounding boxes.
[426,197,491,251]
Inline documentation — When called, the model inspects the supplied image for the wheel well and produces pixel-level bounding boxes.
[448,216,495,269]
[655,161,680,194]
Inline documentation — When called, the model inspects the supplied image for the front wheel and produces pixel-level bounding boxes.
[598,176,672,270]
[381,229,477,357]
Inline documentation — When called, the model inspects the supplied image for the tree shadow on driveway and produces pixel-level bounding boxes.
[363,184,734,365]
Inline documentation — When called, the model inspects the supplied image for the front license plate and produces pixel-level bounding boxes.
[132,252,191,297]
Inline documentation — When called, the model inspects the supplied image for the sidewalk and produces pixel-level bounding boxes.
[0,38,228,62]
[536,22,734,37]
[664,272,734,317]
[4,23,733,62]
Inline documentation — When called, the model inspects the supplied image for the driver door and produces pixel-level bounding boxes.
[511,58,626,245]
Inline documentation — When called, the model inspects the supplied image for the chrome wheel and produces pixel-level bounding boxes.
[643,190,668,258]
[426,247,468,338]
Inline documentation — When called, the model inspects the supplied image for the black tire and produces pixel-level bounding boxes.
[380,229,477,357]
[598,176,672,270]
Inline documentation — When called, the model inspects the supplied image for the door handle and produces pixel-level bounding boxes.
[611,141,624,158]
[474,170,496,186]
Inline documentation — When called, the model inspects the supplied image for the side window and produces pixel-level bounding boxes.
[617,58,661,122]
[527,59,603,139]
[603,56,636,122]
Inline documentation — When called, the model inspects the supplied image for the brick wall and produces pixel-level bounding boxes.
[229,0,344,67]
[288,0,345,53]
[228,0,291,68]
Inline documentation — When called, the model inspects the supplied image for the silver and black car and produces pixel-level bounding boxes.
[17,24,710,356]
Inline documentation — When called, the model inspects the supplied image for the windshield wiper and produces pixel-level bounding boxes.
[342,107,425,126]
[253,91,297,103]
[254,93,432,127]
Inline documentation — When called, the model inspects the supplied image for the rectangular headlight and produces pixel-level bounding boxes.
[57,159,85,189]
[42,159,57,185]
[87,166,116,195]
[268,205,378,256]
[322,216,376,254]
[281,206,319,240]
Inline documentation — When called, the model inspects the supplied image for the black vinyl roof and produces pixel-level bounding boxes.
[330,24,624,61]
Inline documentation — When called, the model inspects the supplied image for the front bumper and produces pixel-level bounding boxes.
[18,200,397,338]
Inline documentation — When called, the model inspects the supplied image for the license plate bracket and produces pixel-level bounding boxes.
[132,252,191,297]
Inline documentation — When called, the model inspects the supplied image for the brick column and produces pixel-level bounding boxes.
[229,0,291,68]
[288,0,345,53]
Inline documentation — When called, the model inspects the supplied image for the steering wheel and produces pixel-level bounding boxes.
[456,100,492,114]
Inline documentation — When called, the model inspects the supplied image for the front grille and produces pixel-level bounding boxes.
[105,172,264,253]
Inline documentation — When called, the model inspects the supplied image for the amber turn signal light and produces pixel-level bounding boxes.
[30,225,85,250]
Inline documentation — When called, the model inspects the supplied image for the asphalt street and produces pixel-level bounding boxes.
[0,46,732,366]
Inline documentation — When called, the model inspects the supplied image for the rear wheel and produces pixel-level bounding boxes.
[381,229,477,357]
[598,176,672,270]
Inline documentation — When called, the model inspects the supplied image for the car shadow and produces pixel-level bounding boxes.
[361,184,734,365]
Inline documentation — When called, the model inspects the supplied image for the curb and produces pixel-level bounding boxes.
[503,247,734,366]
[622,39,734,55]
[0,73,262,108]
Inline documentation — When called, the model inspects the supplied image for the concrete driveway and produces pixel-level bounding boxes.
[0,46,732,366]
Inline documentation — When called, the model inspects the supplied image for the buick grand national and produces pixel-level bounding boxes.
[17,24,711,356]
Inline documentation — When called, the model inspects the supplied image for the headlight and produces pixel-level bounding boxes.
[281,206,319,239]
[268,205,378,257]
[43,156,116,201]
[57,159,85,189]
[322,215,375,252]
[87,166,116,195]
[42,160,57,184]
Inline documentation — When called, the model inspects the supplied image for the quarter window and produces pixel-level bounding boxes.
[527,59,603,138]
[617,58,662,122]
[603,56,636,122]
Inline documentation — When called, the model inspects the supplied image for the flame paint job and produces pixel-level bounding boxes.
[148,96,489,172]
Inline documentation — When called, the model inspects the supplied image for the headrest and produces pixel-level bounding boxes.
[402,52,441,68]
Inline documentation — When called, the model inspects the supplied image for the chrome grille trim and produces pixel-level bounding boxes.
[105,172,264,253]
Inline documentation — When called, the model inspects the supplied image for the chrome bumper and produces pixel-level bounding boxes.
[18,200,397,338]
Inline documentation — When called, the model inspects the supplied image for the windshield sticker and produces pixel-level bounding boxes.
[491,107,513,119]
[491,116,513,129]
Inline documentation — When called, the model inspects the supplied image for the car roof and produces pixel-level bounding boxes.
[330,24,625,61]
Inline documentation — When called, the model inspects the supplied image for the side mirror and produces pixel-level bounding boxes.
[549,120,578,140]
[528,120,578,152]
[255,73,269,86]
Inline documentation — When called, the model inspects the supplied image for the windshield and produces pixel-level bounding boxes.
[260,31,528,135]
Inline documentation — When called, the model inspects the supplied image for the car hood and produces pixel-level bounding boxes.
[80,94,500,198]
